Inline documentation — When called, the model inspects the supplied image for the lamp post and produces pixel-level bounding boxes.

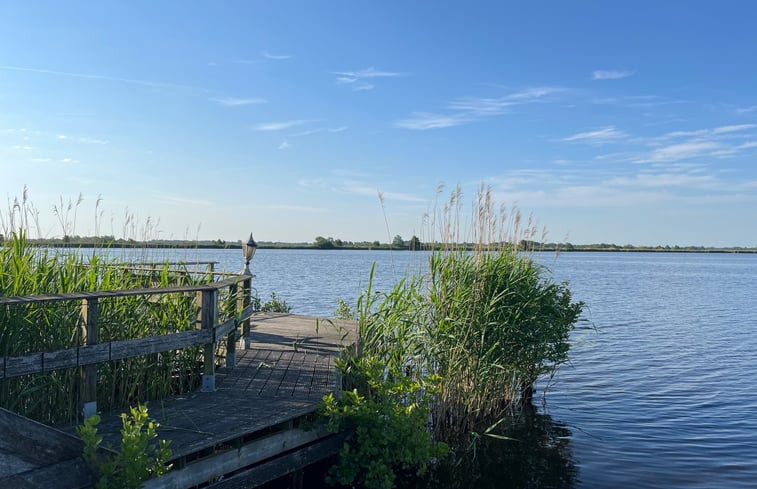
[242,233,257,274]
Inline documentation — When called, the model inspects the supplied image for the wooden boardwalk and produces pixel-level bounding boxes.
[2,313,356,489]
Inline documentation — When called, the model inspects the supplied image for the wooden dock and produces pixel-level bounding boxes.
[1,312,356,489]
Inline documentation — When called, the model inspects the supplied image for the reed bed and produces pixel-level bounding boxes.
[0,232,241,424]
[349,185,583,439]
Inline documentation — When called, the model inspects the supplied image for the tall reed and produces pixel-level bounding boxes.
[349,185,583,439]
[0,232,242,424]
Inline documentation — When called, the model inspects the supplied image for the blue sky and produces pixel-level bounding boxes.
[1,1,756,246]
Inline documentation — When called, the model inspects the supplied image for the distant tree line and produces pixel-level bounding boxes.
[11,234,756,253]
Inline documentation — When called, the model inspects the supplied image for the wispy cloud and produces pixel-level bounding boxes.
[643,141,721,162]
[253,120,309,131]
[395,112,470,130]
[592,94,685,109]
[0,65,206,92]
[333,67,404,79]
[277,140,290,150]
[332,67,404,91]
[592,70,634,80]
[396,87,562,130]
[261,51,292,60]
[563,126,627,144]
[211,97,267,107]
[712,124,757,134]
[735,105,757,114]
[61,157,79,164]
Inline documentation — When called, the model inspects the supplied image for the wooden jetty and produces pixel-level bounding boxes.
[0,272,357,489]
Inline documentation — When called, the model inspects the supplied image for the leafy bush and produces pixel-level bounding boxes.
[321,357,447,489]
[78,405,172,489]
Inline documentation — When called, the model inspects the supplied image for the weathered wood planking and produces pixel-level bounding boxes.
[0,407,97,488]
[142,427,329,489]
[71,314,355,460]
[1,329,214,378]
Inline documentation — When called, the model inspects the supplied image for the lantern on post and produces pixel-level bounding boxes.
[242,233,257,274]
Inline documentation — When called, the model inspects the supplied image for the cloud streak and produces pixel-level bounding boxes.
[396,87,562,130]
[332,67,404,91]
[262,51,292,60]
[211,97,267,107]
[592,70,634,80]
[563,126,627,144]
[0,65,206,92]
[253,120,310,131]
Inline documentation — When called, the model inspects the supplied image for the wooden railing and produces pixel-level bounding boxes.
[0,274,253,419]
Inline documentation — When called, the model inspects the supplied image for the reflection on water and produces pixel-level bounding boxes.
[417,405,577,489]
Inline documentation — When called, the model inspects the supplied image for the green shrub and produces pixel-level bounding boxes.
[78,405,172,489]
[321,357,447,489]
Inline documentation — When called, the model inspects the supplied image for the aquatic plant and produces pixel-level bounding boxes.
[343,185,583,439]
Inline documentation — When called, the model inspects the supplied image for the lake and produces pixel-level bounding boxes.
[111,247,757,488]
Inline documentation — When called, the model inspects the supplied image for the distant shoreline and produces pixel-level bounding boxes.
[16,240,757,254]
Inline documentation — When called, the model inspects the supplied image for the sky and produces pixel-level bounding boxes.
[1,1,756,247]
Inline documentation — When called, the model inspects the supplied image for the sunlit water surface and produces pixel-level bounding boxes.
[100,248,757,488]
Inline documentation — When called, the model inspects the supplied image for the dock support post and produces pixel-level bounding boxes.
[198,288,218,392]
[80,297,98,419]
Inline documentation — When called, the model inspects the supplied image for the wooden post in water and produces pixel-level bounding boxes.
[80,297,99,419]
[197,288,218,392]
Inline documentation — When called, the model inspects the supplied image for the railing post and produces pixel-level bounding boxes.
[226,283,237,368]
[80,297,99,419]
[241,277,252,349]
[197,288,218,392]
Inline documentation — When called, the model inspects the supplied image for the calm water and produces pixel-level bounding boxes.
[110,248,757,488]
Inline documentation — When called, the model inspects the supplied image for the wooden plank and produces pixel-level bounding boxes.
[1,330,212,378]
[204,433,347,489]
[0,274,251,306]
[1,457,95,489]
[4,353,43,378]
[108,330,211,361]
[276,352,307,397]
[142,427,329,489]
[215,317,236,339]
[258,351,295,397]
[0,408,84,470]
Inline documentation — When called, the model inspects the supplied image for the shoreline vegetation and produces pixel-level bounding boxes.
[10,236,757,253]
